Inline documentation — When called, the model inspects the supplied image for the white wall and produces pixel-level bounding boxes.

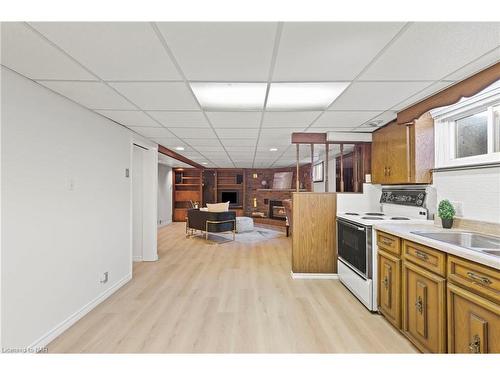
[157,164,172,227]
[0,67,156,349]
[433,167,500,223]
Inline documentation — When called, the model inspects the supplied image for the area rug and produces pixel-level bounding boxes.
[190,226,285,245]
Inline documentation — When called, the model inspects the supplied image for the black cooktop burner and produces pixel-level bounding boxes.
[391,217,410,220]
[345,212,359,215]
[362,217,384,220]
[365,212,385,216]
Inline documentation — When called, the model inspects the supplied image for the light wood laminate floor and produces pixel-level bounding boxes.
[47,223,417,353]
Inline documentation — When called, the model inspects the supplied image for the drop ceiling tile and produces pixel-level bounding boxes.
[184,138,223,146]
[312,111,382,128]
[150,137,183,145]
[393,81,454,111]
[257,139,291,147]
[444,48,500,81]
[96,110,160,127]
[169,127,217,139]
[263,111,321,128]
[157,22,277,81]
[259,127,304,138]
[1,22,95,80]
[193,146,226,152]
[206,112,262,128]
[329,81,432,111]
[356,111,397,129]
[360,22,500,81]
[38,81,135,110]
[30,22,181,80]
[222,139,257,147]
[309,127,355,133]
[274,22,403,81]
[147,111,209,128]
[215,128,259,139]
[128,126,173,138]
[109,82,198,110]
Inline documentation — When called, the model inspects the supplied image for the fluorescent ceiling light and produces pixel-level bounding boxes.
[190,82,267,110]
[267,82,350,110]
[269,148,278,152]
[175,146,185,151]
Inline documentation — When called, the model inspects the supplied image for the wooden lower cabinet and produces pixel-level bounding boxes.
[402,260,447,353]
[447,282,500,353]
[377,250,401,329]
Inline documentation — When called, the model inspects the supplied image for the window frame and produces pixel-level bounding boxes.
[432,83,500,168]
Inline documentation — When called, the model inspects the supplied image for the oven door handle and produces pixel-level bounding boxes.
[338,220,366,232]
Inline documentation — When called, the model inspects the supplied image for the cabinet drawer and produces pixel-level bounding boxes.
[378,250,402,329]
[447,282,500,353]
[403,240,446,277]
[377,231,401,256]
[448,256,500,304]
[402,261,447,353]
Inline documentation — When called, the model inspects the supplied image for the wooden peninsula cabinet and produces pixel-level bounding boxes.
[376,230,500,354]
[371,113,434,185]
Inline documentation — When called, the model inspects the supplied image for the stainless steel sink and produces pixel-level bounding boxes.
[410,231,500,256]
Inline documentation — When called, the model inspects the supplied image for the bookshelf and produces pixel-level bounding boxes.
[173,168,202,222]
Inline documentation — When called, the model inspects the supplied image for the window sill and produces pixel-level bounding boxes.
[432,161,500,173]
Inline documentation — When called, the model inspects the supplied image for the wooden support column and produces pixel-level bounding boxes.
[353,145,359,193]
[340,144,344,193]
[310,144,314,192]
[296,144,300,193]
[325,143,329,192]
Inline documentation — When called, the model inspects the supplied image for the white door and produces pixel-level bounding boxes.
[132,145,144,261]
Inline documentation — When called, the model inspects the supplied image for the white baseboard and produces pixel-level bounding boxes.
[291,272,339,279]
[28,272,132,350]
[132,255,143,262]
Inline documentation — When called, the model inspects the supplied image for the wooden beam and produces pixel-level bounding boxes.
[310,144,314,191]
[325,143,329,192]
[296,144,300,193]
[158,145,205,169]
[340,144,344,193]
[397,62,500,124]
[291,132,327,144]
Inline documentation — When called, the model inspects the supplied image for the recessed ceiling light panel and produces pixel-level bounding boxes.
[175,146,185,151]
[190,82,267,110]
[269,147,278,152]
[267,82,350,110]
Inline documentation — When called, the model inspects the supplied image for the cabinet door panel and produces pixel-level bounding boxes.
[448,283,500,354]
[415,281,428,338]
[403,261,447,353]
[371,126,388,184]
[377,250,401,329]
[386,122,410,184]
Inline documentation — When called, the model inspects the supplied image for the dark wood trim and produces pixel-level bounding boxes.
[158,145,206,169]
[325,143,329,192]
[291,132,327,144]
[397,62,500,124]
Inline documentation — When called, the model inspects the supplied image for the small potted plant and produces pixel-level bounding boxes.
[438,199,456,229]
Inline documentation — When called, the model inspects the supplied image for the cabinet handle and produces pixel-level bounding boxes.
[381,238,393,246]
[383,276,389,289]
[468,334,481,354]
[383,167,387,176]
[467,272,492,286]
[415,296,423,314]
[387,167,391,176]
[415,250,428,261]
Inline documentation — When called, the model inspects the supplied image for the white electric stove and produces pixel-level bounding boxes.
[336,187,435,311]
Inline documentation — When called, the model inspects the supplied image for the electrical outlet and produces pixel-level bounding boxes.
[450,201,463,217]
[100,272,109,284]
[67,177,75,191]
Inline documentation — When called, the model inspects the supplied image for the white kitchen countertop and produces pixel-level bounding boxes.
[372,222,500,270]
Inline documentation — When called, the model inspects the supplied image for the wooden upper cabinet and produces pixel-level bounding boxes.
[371,113,434,185]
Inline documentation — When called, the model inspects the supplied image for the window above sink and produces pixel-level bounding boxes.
[432,80,500,169]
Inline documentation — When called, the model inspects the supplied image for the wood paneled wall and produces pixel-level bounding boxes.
[292,192,337,274]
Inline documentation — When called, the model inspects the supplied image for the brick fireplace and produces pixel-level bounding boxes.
[269,200,287,220]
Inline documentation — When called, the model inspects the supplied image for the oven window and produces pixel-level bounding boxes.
[338,221,367,276]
